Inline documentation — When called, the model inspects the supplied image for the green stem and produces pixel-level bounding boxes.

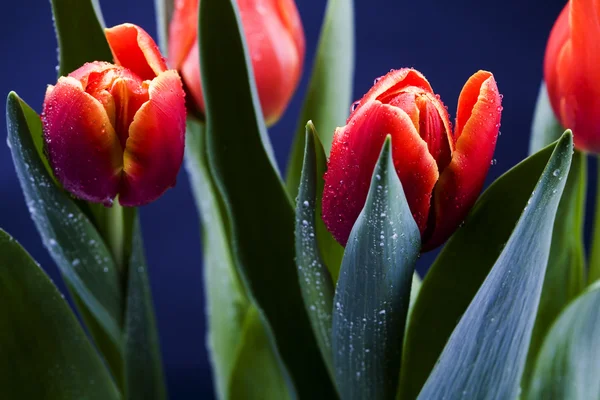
[589,157,600,284]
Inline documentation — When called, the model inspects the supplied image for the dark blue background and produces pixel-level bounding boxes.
[1,0,567,398]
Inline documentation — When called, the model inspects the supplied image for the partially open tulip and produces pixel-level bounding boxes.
[544,0,600,153]
[42,24,186,207]
[168,0,305,125]
[322,69,502,251]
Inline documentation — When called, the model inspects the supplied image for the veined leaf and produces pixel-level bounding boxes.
[521,150,586,389]
[228,307,291,400]
[7,92,123,359]
[333,137,420,400]
[123,219,167,400]
[0,229,120,400]
[417,132,573,399]
[198,0,336,396]
[527,282,600,399]
[286,0,355,199]
[295,122,337,380]
[399,133,574,400]
[185,118,251,399]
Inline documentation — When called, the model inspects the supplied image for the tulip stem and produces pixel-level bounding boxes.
[589,157,600,284]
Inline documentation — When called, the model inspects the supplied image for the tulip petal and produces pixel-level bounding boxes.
[119,70,186,206]
[105,23,167,81]
[238,0,305,124]
[323,100,438,245]
[168,0,199,70]
[361,69,433,107]
[42,77,122,204]
[428,72,501,250]
[180,41,205,112]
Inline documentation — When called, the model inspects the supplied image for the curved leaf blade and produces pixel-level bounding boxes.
[198,0,336,397]
[521,150,586,389]
[185,119,250,398]
[529,83,563,154]
[527,283,600,399]
[154,0,175,53]
[295,122,336,379]
[399,135,571,400]
[0,229,120,400]
[50,0,112,77]
[123,219,167,400]
[417,132,573,399]
[228,307,292,400]
[333,137,420,400]
[286,0,355,198]
[7,92,122,347]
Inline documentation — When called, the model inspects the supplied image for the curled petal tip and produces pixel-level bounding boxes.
[105,23,167,80]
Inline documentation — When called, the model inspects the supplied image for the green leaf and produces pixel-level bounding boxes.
[228,307,292,400]
[399,133,574,400]
[416,132,573,399]
[521,150,586,390]
[333,137,421,400]
[0,229,120,400]
[50,0,112,77]
[7,92,123,358]
[527,282,600,400]
[198,0,336,396]
[529,83,563,154]
[590,160,600,283]
[123,219,167,400]
[286,0,355,198]
[154,0,175,53]
[295,123,337,380]
[185,118,251,398]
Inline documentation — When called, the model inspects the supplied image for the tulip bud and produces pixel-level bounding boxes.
[322,68,502,250]
[544,0,600,153]
[168,0,305,125]
[42,24,186,207]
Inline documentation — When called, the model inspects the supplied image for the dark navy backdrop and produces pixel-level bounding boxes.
[0,0,567,398]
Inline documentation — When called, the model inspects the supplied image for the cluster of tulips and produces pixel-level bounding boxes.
[2,0,600,399]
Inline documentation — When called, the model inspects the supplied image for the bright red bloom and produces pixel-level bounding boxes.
[544,0,600,153]
[42,23,186,207]
[322,69,501,250]
[168,0,305,125]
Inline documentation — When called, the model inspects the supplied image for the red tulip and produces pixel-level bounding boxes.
[168,0,305,125]
[42,23,186,207]
[544,0,600,153]
[322,69,501,251]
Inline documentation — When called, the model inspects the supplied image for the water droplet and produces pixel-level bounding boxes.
[379,309,386,315]
[490,159,497,165]
[351,101,361,112]
[302,219,309,226]
[303,200,309,207]
[103,267,109,273]
[72,258,80,266]
[553,169,560,177]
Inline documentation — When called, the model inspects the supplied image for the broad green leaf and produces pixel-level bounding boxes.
[50,0,112,77]
[333,137,421,400]
[0,229,120,400]
[529,83,563,154]
[286,0,355,198]
[521,150,586,389]
[7,92,123,358]
[198,0,336,396]
[295,123,336,380]
[527,282,600,399]
[185,118,250,398]
[154,0,175,53]
[123,219,167,400]
[399,133,573,400]
[417,132,573,399]
[228,307,291,400]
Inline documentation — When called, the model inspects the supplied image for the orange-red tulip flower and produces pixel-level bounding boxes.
[168,0,305,125]
[42,24,186,207]
[544,0,600,153]
[322,69,502,251]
